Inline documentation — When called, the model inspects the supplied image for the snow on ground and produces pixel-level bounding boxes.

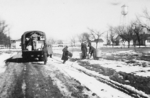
[0,52,17,73]
[52,49,150,96]
[72,51,81,58]
[54,49,81,59]
[55,49,150,77]
[0,49,21,52]
[46,57,133,98]
[85,59,150,76]
[112,50,138,55]
[47,55,150,97]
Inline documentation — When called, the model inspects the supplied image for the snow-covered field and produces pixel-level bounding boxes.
[46,56,149,97]
[46,58,134,98]
[0,52,18,73]
[0,48,150,97]
[53,48,150,96]
[0,48,150,78]
[66,49,150,77]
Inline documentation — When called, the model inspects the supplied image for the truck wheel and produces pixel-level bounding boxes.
[44,61,47,65]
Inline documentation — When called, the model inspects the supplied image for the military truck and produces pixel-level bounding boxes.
[21,31,47,64]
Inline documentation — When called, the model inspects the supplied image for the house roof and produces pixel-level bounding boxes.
[91,39,104,42]
[11,39,21,43]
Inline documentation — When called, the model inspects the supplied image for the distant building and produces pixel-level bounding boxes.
[0,45,5,49]
[11,39,21,49]
[90,38,104,48]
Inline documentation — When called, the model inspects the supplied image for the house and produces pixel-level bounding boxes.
[0,45,5,49]
[145,37,150,46]
[11,39,21,49]
[90,38,104,48]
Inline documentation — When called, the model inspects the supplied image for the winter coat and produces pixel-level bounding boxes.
[89,46,97,59]
[47,45,53,55]
[81,43,87,52]
[81,43,87,59]
[61,47,69,61]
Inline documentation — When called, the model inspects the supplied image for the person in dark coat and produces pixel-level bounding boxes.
[61,46,69,64]
[81,42,87,59]
[88,44,97,60]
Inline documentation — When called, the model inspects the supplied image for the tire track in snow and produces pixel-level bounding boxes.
[70,62,150,98]
[49,58,135,98]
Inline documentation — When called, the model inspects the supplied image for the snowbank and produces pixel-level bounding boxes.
[47,57,134,98]
[53,49,150,95]
[78,59,150,95]
[0,52,17,73]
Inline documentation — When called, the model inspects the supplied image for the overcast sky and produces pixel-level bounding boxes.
[0,0,150,40]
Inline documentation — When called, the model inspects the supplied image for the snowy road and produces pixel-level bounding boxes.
[0,53,149,98]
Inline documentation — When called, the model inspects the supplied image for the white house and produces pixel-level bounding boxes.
[11,39,21,49]
[89,38,104,49]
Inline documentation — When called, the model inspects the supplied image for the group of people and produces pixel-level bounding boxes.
[61,41,97,64]
[27,35,97,64]
[81,41,97,60]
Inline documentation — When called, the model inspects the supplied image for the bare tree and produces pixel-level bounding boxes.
[134,9,150,47]
[141,9,150,32]
[143,8,150,21]
[0,20,10,47]
[57,40,63,44]
[115,25,134,48]
[108,26,119,47]
[82,32,90,42]
[132,21,144,48]
[0,21,8,34]
[88,28,104,50]
[47,38,56,45]
[113,26,124,47]
[78,34,84,43]
[78,32,90,43]
[70,36,76,47]
[105,31,111,45]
